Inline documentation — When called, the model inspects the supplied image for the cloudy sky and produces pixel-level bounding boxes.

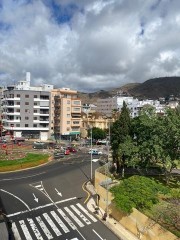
[0,0,180,92]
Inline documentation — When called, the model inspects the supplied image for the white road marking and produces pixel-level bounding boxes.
[92,159,99,162]
[7,197,77,217]
[19,220,33,240]
[76,203,97,222]
[12,222,21,240]
[55,188,62,197]
[32,193,38,202]
[36,216,53,240]
[57,208,77,230]
[0,189,31,211]
[93,229,104,240]
[64,207,84,227]
[35,185,42,188]
[43,213,62,236]
[50,211,69,233]
[27,218,43,240]
[70,205,91,225]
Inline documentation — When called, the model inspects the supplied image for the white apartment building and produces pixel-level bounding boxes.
[2,72,53,140]
[96,96,165,118]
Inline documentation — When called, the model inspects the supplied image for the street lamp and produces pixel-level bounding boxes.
[90,127,93,181]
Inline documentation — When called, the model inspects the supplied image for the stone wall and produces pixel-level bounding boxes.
[94,171,177,240]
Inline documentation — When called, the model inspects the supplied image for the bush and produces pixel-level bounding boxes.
[110,175,170,214]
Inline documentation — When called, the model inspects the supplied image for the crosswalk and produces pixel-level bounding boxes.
[11,203,97,240]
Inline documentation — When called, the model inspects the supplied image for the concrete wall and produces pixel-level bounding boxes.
[94,171,177,240]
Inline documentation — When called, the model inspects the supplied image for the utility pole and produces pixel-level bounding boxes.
[90,127,93,181]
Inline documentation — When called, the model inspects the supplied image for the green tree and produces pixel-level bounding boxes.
[111,101,132,174]
[88,127,106,140]
[110,176,170,214]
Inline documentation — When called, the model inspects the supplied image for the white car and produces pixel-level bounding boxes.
[88,149,102,155]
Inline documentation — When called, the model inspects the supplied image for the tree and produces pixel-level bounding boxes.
[111,101,132,174]
[110,176,170,214]
[88,127,106,140]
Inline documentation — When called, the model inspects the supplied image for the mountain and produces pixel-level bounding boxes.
[78,77,180,104]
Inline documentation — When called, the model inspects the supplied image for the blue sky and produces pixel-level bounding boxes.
[0,0,180,92]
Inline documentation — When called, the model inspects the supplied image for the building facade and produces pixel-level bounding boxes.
[1,73,53,140]
[50,88,81,140]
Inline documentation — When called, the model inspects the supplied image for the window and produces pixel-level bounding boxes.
[67,114,70,118]
[67,100,70,104]
[16,124,20,127]
[25,102,29,105]
[33,124,37,127]
[34,117,37,120]
[73,121,79,124]
[67,107,70,111]
[73,107,80,111]
[25,116,29,120]
[17,94,20,98]
[16,109,20,112]
[73,100,80,105]
[34,110,37,113]
[66,127,70,131]
[67,121,70,124]
[34,102,38,106]
[16,102,20,105]
[25,124,29,127]
[25,95,29,98]
[34,95,38,98]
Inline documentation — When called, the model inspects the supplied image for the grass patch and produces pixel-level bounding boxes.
[0,153,50,172]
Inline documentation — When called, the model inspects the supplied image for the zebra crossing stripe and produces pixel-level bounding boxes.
[70,205,91,225]
[76,203,97,222]
[43,213,62,236]
[64,207,84,227]
[50,211,69,233]
[57,209,77,230]
[19,220,33,240]
[27,218,43,240]
[36,216,53,240]
[12,222,21,240]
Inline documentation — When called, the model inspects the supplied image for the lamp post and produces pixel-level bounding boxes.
[90,127,93,181]
[105,122,111,218]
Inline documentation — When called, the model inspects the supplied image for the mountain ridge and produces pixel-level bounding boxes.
[78,77,180,104]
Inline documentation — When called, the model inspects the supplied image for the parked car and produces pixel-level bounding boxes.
[66,147,77,153]
[54,152,64,159]
[64,149,70,155]
[33,141,47,149]
[88,149,102,155]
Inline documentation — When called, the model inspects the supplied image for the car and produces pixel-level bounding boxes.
[66,147,77,153]
[54,152,64,159]
[64,149,70,155]
[88,149,102,155]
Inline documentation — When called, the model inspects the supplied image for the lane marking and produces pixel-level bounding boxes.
[7,197,77,217]
[51,211,69,233]
[76,203,97,222]
[64,207,84,227]
[82,181,90,204]
[0,189,31,211]
[12,222,21,240]
[36,216,53,240]
[27,218,43,240]
[0,172,46,181]
[57,209,77,230]
[93,229,104,240]
[19,220,33,240]
[43,213,62,236]
[70,205,91,225]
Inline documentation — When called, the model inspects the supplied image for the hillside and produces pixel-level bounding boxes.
[78,77,180,103]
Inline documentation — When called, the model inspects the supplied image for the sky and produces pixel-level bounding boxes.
[0,0,180,92]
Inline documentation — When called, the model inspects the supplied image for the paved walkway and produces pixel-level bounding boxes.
[86,181,139,240]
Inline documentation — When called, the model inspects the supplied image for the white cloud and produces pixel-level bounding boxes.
[0,0,180,92]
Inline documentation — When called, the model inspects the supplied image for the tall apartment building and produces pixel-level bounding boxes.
[2,73,53,140]
[50,88,81,140]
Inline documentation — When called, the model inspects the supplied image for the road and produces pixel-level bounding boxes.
[0,151,120,240]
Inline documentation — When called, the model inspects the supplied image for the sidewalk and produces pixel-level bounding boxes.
[86,181,139,240]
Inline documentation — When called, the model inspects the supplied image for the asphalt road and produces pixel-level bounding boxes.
[0,151,120,240]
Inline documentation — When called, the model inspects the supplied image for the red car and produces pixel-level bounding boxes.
[64,149,70,155]
[66,147,77,153]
